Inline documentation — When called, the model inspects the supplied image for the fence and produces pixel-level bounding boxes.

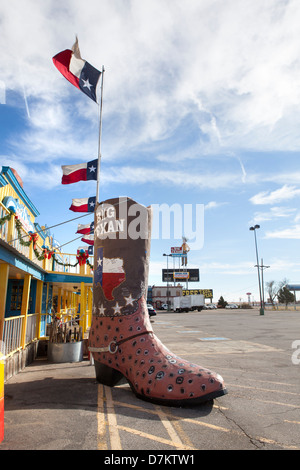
[1,313,40,356]
[1,311,91,357]
[1,315,24,355]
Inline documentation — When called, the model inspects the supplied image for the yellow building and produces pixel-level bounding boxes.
[0,166,93,380]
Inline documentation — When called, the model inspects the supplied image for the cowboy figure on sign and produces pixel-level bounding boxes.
[181,237,190,266]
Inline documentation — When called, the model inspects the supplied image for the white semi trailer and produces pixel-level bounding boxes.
[173,294,205,312]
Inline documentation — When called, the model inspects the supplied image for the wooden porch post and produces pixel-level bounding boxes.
[80,282,86,332]
[21,274,31,349]
[0,264,9,344]
[35,280,43,339]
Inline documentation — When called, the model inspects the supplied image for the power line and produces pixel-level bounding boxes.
[8,212,92,244]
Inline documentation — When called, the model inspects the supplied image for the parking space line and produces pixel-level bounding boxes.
[98,387,299,450]
[116,424,195,450]
[227,383,300,396]
[252,398,300,409]
[105,385,122,450]
[154,405,196,449]
[97,384,107,450]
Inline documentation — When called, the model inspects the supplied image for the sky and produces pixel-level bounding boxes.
[1,0,300,303]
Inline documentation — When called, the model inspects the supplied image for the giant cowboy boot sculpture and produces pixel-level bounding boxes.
[89,197,227,406]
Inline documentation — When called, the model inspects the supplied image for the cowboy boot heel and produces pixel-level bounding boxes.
[89,197,228,406]
[94,361,125,386]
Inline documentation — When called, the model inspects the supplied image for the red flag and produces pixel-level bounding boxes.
[53,37,101,103]
[69,197,96,212]
[81,234,94,245]
[76,221,94,235]
[62,160,97,184]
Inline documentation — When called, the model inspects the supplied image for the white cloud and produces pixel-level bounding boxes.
[251,206,296,223]
[102,166,241,189]
[250,185,300,205]
[265,224,300,239]
[2,0,300,162]
[204,201,228,210]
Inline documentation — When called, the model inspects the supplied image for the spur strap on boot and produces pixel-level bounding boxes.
[89,197,228,406]
[89,330,153,354]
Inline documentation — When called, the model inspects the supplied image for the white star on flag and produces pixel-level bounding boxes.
[124,294,135,306]
[81,77,92,90]
[98,304,106,315]
[112,302,122,314]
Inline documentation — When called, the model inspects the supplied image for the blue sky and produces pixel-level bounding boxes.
[1,0,300,303]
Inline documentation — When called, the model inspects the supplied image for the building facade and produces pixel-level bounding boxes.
[0,167,93,379]
[151,285,183,309]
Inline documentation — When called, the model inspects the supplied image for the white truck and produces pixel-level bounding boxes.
[173,294,205,312]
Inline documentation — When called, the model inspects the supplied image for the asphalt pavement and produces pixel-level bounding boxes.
[1,308,299,453]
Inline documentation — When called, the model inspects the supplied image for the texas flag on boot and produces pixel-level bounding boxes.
[52,37,101,102]
[94,247,126,300]
[69,196,96,212]
[61,159,97,184]
[76,221,94,235]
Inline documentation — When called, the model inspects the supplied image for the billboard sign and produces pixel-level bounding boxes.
[162,269,200,282]
[171,247,183,254]
[174,272,189,279]
[182,289,213,298]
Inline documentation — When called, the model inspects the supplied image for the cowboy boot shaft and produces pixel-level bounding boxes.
[93,197,152,315]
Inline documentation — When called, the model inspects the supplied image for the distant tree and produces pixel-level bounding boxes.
[277,286,295,307]
[217,296,228,308]
[266,280,278,307]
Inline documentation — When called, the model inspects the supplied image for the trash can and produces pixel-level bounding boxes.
[48,341,83,363]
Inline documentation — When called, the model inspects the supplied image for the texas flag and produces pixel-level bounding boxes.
[69,196,96,212]
[76,221,94,235]
[81,234,94,245]
[52,37,101,102]
[61,159,97,184]
[94,247,126,300]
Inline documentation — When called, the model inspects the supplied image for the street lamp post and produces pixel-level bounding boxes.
[249,225,264,315]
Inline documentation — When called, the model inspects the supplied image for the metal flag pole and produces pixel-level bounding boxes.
[96,66,105,204]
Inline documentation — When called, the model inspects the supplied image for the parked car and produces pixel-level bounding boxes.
[160,304,169,310]
[225,304,238,309]
[147,304,157,316]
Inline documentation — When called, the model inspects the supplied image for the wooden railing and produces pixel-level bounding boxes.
[1,315,24,356]
[51,253,94,275]
[1,311,91,357]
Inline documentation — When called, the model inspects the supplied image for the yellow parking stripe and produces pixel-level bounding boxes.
[97,385,107,450]
[154,405,196,449]
[97,384,299,451]
[227,383,300,396]
[105,386,122,450]
[117,425,196,450]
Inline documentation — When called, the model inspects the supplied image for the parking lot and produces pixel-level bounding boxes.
[1,307,299,452]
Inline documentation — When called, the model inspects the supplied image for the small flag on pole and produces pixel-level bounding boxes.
[61,159,97,184]
[76,221,94,235]
[53,37,101,102]
[69,197,96,212]
[81,234,94,245]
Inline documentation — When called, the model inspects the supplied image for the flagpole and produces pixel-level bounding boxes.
[96,66,105,204]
